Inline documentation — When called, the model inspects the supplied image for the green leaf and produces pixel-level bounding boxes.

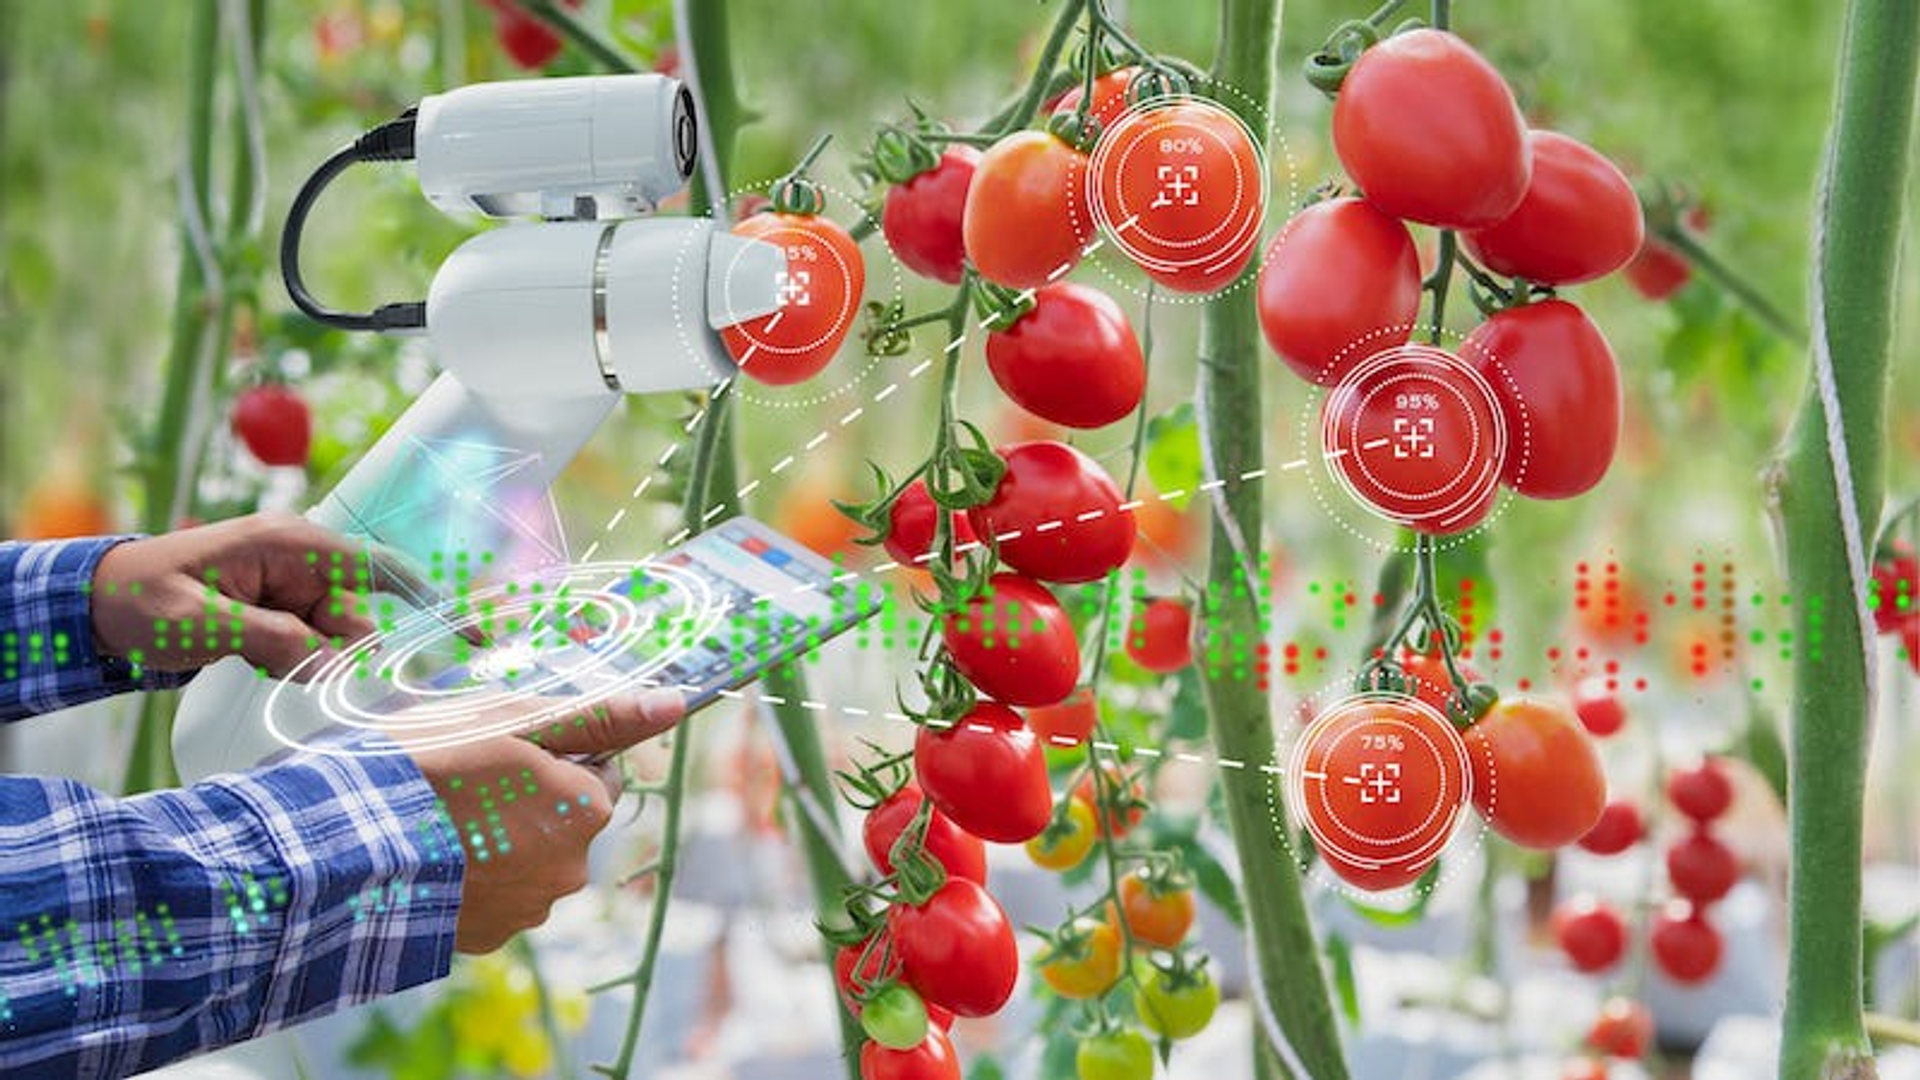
[1339,860,1442,928]
[1736,689,1789,805]
[1324,931,1361,1024]
[1144,404,1202,509]
[1037,994,1082,1080]
[966,1053,1008,1080]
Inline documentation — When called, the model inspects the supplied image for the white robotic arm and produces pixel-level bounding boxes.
[172,75,784,781]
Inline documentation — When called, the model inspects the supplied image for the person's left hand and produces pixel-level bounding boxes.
[91,512,380,677]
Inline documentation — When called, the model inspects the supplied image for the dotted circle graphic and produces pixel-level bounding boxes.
[1086,95,1265,276]
[264,560,726,756]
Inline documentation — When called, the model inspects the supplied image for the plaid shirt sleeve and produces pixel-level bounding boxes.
[0,537,191,724]
[0,537,468,1076]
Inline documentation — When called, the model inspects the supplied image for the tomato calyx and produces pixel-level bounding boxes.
[834,461,926,549]
[834,739,916,812]
[868,121,944,187]
[769,134,833,216]
[906,655,982,730]
[1303,18,1381,94]
[972,279,1039,334]
[880,797,955,907]
[1045,110,1105,155]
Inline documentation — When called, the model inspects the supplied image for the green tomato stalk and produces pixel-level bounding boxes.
[1775,0,1918,1076]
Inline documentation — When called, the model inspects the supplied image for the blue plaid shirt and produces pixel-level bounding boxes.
[1,537,465,1077]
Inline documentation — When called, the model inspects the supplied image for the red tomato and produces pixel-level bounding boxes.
[1465,696,1606,850]
[986,283,1144,429]
[863,784,989,884]
[232,384,313,467]
[1651,901,1724,984]
[1666,828,1738,904]
[963,131,1093,289]
[1124,597,1193,673]
[888,878,1020,1017]
[1089,98,1266,293]
[1320,343,1504,535]
[940,573,1081,707]
[1118,871,1196,948]
[721,210,866,386]
[1293,695,1471,890]
[1571,677,1627,737]
[1585,997,1652,1059]
[1026,685,1100,748]
[1050,67,1141,131]
[1398,651,1482,720]
[1666,757,1733,823]
[1074,766,1146,838]
[836,937,956,1031]
[1624,237,1690,300]
[1257,197,1420,387]
[1462,131,1642,285]
[489,0,578,69]
[859,1030,962,1080]
[1871,543,1917,634]
[912,702,1052,843]
[1903,617,1920,675]
[1464,298,1621,500]
[1332,29,1530,229]
[1577,799,1645,856]
[884,479,979,567]
[968,441,1135,583]
[1552,897,1627,973]
[883,147,980,285]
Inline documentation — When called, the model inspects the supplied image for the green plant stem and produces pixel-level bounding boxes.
[123,0,227,796]
[992,0,1087,138]
[1195,0,1347,1076]
[1776,0,1918,1076]
[1657,225,1805,343]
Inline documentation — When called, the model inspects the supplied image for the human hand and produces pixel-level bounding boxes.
[90,512,380,677]
[404,688,685,954]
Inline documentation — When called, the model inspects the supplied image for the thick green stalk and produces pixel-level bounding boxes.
[122,0,226,795]
[1776,0,1918,1076]
[1195,0,1346,1078]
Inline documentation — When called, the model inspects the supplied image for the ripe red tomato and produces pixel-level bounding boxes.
[884,479,979,567]
[836,937,956,1031]
[1666,828,1739,904]
[1552,896,1628,973]
[940,574,1081,707]
[1089,98,1265,293]
[721,210,866,385]
[489,0,579,69]
[1871,543,1917,634]
[1125,597,1193,673]
[1651,902,1724,984]
[1026,685,1099,748]
[1666,758,1733,823]
[986,283,1145,429]
[1118,871,1195,948]
[1465,696,1606,850]
[1585,997,1652,1059]
[968,441,1135,583]
[1074,766,1146,838]
[232,384,313,467]
[1903,617,1920,675]
[1462,131,1642,285]
[1398,651,1482,720]
[963,130,1093,289]
[1332,29,1530,229]
[883,147,980,285]
[1625,237,1690,300]
[1571,677,1627,737]
[888,877,1020,1017]
[913,702,1052,843]
[1463,298,1621,500]
[859,1030,962,1080]
[863,784,989,885]
[1050,67,1141,131]
[1257,197,1420,387]
[1293,695,1471,890]
[1578,799,1645,856]
[1320,343,1504,535]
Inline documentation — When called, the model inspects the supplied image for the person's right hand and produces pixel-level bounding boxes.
[403,688,684,953]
